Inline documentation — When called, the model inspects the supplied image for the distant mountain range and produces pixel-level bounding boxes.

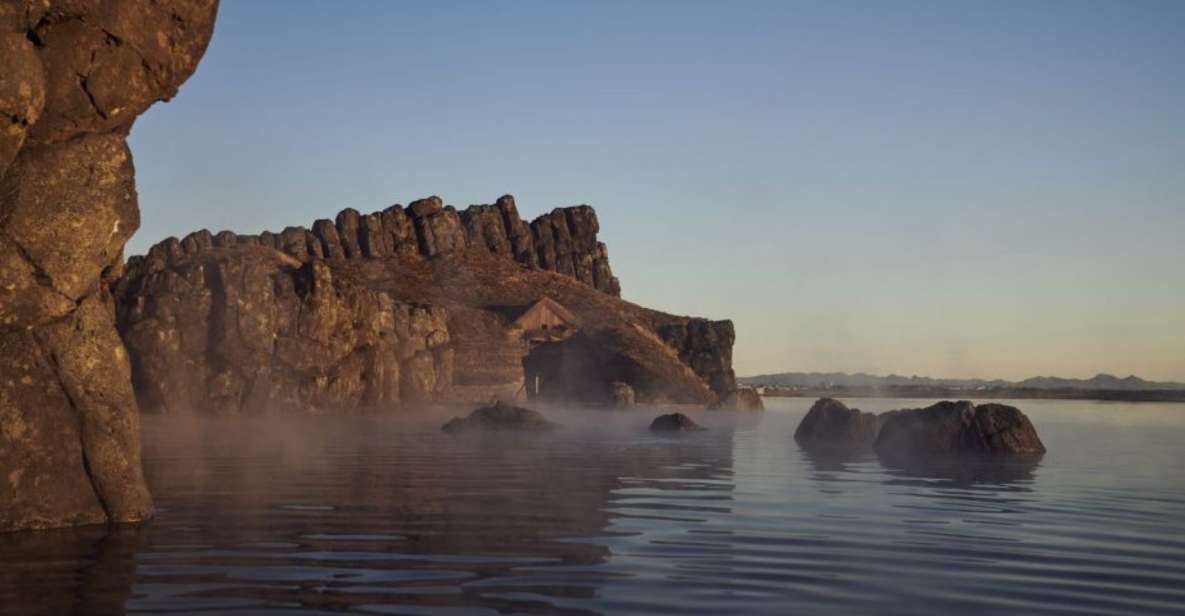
[738,372,1185,392]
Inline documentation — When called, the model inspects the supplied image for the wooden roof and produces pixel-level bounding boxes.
[512,297,577,329]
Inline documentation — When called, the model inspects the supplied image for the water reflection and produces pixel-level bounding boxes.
[3,400,1185,615]
[798,440,1041,488]
[877,452,1043,487]
[797,444,876,474]
[0,413,736,615]
[0,525,140,616]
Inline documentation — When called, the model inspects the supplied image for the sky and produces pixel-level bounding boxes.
[127,1,1185,382]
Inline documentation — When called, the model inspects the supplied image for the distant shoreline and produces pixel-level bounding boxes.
[759,387,1185,403]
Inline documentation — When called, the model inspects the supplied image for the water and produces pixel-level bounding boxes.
[3,398,1185,615]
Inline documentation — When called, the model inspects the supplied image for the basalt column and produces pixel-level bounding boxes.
[0,1,219,532]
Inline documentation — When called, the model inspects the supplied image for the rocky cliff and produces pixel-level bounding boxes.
[114,249,452,415]
[114,196,741,413]
[131,195,619,297]
[0,0,218,532]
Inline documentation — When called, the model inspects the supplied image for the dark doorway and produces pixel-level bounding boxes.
[521,334,630,404]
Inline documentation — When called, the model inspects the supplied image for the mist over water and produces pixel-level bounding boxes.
[3,399,1185,615]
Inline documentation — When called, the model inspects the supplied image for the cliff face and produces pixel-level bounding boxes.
[0,1,218,532]
[657,319,737,400]
[114,249,452,415]
[114,197,739,413]
[132,195,620,297]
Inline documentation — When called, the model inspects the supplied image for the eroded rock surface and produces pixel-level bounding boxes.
[116,198,739,411]
[113,248,451,414]
[0,1,218,532]
[441,401,557,434]
[794,398,882,446]
[133,194,623,297]
[657,319,737,398]
[873,401,1046,459]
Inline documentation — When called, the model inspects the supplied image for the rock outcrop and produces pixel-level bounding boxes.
[794,398,882,446]
[115,197,740,412]
[793,398,1045,460]
[657,319,737,399]
[649,412,704,432]
[873,401,1046,459]
[113,248,452,414]
[128,194,622,298]
[441,401,557,434]
[0,1,218,532]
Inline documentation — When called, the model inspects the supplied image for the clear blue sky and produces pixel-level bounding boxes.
[128,0,1185,381]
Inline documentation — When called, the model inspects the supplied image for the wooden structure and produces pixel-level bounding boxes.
[512,297,578,342]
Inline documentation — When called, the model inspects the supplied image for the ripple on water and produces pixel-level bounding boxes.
[1,400,1184,615]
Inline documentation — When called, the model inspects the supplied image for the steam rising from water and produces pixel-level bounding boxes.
[3,399,1185,614]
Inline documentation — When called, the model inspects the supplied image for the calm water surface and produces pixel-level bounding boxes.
[3,398,1185,615]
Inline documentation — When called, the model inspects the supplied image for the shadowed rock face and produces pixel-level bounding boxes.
[657,319,737,398]
[649,412,704,432]
[0,1,219,532]
[441,401,557,434]
[874,401,1046,460]
[794,398,882,446]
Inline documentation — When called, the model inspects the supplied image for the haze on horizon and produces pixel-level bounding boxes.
[126,0,1185,383]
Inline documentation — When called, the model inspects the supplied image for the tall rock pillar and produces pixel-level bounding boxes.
[0,0,219,532]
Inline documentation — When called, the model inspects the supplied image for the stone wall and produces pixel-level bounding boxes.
[0,0,219,531]
[127,195,622,297]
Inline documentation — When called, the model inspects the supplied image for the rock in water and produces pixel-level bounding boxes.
[649,413,705,432]
[442,401,557,434]
[794,398,882,447]
[874,401,1046,459]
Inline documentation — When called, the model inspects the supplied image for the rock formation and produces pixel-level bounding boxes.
[649,412,705,432]
[441,401,557,434]
[794,398,882,446]
[0,1,218,532]
[114,196,743,412]
[657,319,737,397]
[873,400,1046,459]
[113,249,452,414]
[793,398,1045,460]
[126,194,621,297]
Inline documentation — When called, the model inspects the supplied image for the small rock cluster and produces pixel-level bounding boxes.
[795,398,1046,458]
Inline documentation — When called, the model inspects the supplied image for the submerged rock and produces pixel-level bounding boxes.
[794,398,882,447]
[649,412,705,432]
[873,401,1046,459]
[441,401,557,434]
